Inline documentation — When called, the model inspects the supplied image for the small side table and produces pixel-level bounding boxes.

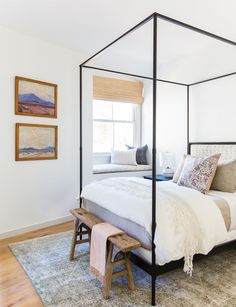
[143,174,173,181]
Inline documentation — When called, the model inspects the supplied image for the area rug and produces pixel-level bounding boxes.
[9,232,236,307]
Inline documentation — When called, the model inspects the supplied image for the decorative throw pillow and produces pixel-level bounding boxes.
[126,144,148,165]
[177,154,221,194]
[172,154,187,183]
[211,160,236,193]
[111,149,137,166]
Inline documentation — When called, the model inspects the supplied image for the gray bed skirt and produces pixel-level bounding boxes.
[82,198,152,250]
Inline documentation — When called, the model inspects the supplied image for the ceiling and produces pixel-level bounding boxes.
[88,18,236,84]
[0,0,236,83]
[0,0,235,55]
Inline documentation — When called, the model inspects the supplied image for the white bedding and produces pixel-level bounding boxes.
[81,177,227,273]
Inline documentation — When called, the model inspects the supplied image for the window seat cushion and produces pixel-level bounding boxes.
[93,163,152,174]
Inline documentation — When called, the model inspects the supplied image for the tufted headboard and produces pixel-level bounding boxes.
[189,142,236,161]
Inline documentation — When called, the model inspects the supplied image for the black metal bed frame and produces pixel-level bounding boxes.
[79,12,236,306]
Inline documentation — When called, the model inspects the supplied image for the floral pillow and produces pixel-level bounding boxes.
[177,154,221,193]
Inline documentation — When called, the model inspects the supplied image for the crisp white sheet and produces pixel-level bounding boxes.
[208,190,236,231]
[81,178,227,270]
[93,164,152,174]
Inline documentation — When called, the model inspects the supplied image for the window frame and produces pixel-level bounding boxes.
[93,101,141,156]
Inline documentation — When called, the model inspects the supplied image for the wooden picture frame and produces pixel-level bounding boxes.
[15,76,57,118]
[15,123,58,161]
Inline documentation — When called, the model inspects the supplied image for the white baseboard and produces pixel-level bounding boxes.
[0,215,73,240]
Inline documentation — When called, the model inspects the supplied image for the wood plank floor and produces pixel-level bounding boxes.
[0,221,73,307]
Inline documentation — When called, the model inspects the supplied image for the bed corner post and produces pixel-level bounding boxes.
[187,85,190,155]
[79,64,83,208]
[151,12,158,306]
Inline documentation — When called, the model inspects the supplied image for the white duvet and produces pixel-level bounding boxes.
[81,177,227,274]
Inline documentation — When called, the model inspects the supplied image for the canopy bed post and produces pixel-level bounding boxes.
[79,64,83,207]
[187,85,190,154]
[151,13,157,306]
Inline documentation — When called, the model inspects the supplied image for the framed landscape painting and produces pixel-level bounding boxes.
[16,123,58,161]
[15,76,57,118]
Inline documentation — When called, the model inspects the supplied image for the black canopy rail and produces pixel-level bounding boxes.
[79,12,236,306]
[189,71,236,86]
[83,65,188,86]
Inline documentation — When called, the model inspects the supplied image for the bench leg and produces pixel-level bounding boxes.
[125,252,135,290]
[103,242,113,299]
[69,220,90,261]
[103,247,135,299]
[69,218,80,260]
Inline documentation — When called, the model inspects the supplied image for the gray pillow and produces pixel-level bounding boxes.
[126,144,148,165]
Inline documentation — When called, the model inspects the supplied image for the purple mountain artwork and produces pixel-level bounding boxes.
[18,93,55,116]
[16,78,57,117]
[19,93,54,108]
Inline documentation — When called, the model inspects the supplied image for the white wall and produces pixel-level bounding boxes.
[190,75,236,142]
[142,80,187,172]
[0,26,81,237]
[142,74,236,174]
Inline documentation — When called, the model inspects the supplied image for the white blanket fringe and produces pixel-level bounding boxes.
[184,255,193,276]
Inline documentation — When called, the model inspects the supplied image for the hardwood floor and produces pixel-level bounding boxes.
[0,221,73,307]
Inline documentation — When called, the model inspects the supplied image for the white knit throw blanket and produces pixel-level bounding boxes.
[81,178,227,275]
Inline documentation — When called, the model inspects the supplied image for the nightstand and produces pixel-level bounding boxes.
[143,174,173,181]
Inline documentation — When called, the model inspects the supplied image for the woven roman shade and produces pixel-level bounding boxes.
[93,75,144,104]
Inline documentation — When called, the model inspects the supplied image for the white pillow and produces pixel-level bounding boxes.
[111,149,137,166]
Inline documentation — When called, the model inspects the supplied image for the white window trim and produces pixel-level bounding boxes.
[93,103,141,162]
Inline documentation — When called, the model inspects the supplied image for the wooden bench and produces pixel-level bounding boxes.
[69,208,141,299]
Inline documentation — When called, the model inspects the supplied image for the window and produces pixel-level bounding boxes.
[93,100,140,153]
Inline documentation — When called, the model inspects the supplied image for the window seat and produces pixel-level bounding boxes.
[93,164,152,174]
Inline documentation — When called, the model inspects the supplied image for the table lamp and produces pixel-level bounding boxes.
[159,152,175,177]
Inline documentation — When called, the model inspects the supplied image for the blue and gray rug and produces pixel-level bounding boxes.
[9,232,236,307]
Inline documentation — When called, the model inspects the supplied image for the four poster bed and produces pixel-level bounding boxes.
[79,13,236,306]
